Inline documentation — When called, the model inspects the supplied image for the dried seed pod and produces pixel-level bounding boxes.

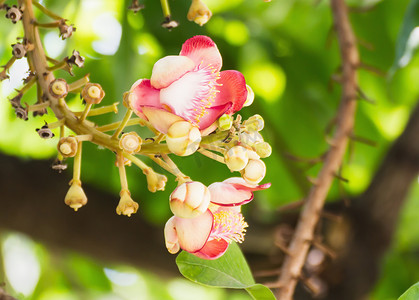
[66,50,85,68]
[36,123,55,139]
[161,18,179,30]
[59,20,76,39]
[81,83,105,104]
[128,0,144,13]
[14,105,28,120]
[49,78,68,98]
[57,136,78,157]
[12,43,26,58]
[5,6,23,24]
[119,132,142,154]
[52,159,67,173]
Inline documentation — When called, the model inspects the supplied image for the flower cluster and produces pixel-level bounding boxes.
[127,35,271,258]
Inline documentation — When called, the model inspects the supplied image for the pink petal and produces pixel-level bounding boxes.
[129,79,161,119]
[150,55,195,89]
[193,239,229,260]
[160,67,219,126]
[198,104,231,132]
[208,181,253,206]
[174,210,213,253]
[141,107,183,134]
[180,36,222,71]
[208,177,271,207]
[213,71,247,114]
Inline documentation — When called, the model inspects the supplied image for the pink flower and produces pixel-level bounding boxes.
[164,178,270,259]
[129,36,248,135]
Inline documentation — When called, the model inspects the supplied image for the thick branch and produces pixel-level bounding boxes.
[275,0,359,298]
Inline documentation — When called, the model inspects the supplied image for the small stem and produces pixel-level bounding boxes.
[123,152,149,171]
[78,103,92,122]
[73,103,118,117]
[200,143,227,155]
[33,20,60,28]
[76,135,93,142]
[198,148,225,164]
[48,118,65,129]
[2,56,17,71]
[60,125,65,138]
[73,141,82,181]
[117,152,129,190]
[96,117,144,132]
[46,56,60,65]
[112,109,133,139]
[160,0,171,18]
[27,101,50,112]
[154,133,165,143]
[17,76,37,95]
[161,154,190,183]
[68,75,90,93]
[47,60,66,72]
[32,0,63,20]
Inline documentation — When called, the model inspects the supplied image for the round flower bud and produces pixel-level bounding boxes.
[242,159,266,185]
[166,121,201,156]
[218,114,233,131]
[225,146,249,172]
[119,132,142,154]
[244,114,264,132]
[58,136,78,158]
[49,79,69,98]
[65,180,87,211]
[253,141,272,158]
[243,85,254,107]
[81,83,105,104]
[170,181,211,218]
[240,131,264,147]
[116,190,139,217]
[187,0,212,26]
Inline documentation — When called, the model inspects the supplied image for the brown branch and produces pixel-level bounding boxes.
[275,0,359,298]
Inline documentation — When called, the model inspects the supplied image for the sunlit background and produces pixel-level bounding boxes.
[1,0,419,299]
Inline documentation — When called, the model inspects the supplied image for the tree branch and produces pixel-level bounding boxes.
[275,0,359,298]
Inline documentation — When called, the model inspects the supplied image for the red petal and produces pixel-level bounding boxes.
[193,239,229,260]
[197,104,231,131]
[214,71,248,114]
[174,210,213,253]
[129,79,161,119]
[208,181,253,207]
[180,36,222,71]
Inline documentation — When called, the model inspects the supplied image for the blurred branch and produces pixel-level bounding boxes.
[0,287,17,300]
[275,0,359,298]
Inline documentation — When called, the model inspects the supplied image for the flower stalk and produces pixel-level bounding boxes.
[112,109,133,139]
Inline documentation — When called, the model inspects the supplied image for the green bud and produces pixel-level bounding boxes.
[218,114,233,131]
[244,114,264,132]
[254,141,272,158]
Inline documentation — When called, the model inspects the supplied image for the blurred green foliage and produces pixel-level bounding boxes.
[1,0,419,298]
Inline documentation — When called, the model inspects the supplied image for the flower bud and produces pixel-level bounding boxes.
[244,114,264,132]
[241,159,266,185]
[187,0,212,26]
[6,6,23,24]
[166,121,201,156]
[243,85,254,107]
[49,79,69,98]
[143,168,168,192]
[218,114,233,131]
[225,146,249,172]
[164,216,180,254]
[58,136,78,158]
[119,132,142,154]
[170,181,210,218]
[65,180,87,211]
[240,131,263,146]
[116,190,139,217]
[253,141,272,158]
[81,83,105,104]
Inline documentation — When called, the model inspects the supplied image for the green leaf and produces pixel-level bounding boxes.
[390,0,419,75]
[398,282,419,300]
[176,242,275,300]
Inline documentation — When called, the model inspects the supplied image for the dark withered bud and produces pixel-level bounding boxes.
[9,93,23,108]
[52,159,67,173]
[59,20,76,40]
[128,0,144,13]
[36,122,55,139]
[12,43,26,59]
[66,50,85,68]
[23,72,36,84]
[14,105,28,121]
[5,6,23,24]
[161,17,179,30]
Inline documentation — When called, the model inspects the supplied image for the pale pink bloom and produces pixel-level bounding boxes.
[129,36,248,135]
[164,178,270,259]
